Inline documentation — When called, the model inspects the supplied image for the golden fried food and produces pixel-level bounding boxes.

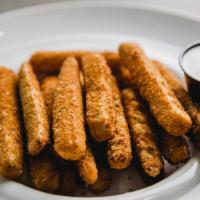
[30,51,119,74]
[30,51,87,74]
[53,57,86,160]
[102,51,120,72]
[41,76,58,122]
[29,153,59,193]
[107,76,132,169]
[88,167,111,194]
[160,131,190,165]
[122,88,164,178]
[154,60,200,149]
[41,73,97,185]
[58,165,78,196]
[76,147,98,184]
[82,53,115,142]
[0,67,23,178]
[117,65,133,87]
[19,63,49,156]
[119,43,192,136]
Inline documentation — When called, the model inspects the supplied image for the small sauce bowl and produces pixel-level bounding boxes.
[179,42,200,103]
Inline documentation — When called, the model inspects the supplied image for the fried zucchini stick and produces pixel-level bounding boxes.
[117,65,133,87]
[154,60,200,149]
[102,51,120,72]
[41,76,58,122]
[160,131,190,165]
[30,51,119,74]
[76,147,98,184]
[42,74,98,185]
[88,166,111,194]
[82,53,115,142]
[29,153,59,193]
[19,63,49,156]
[53,57,86,160]
[107,76,132,169]
[119,43,192,136]
[29,75,60,193]
[122,88,163,178]
[0,67,23,178]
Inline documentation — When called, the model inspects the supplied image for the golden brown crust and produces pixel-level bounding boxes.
[160,132,190,165]
[119,43,192,136]
[82,53,115,142]
[30,51,87,73]
[30,51,119,74]
[154,60,200,149]
[29,153,59,193]
[76,147,98,184]
[0,67,23,178]
[102,51,120,72]
[88,167,111,194]
[122,88,163,178]
[19,63,49,156]
[107,76,132,169]
[53,57,86,160]
[116,65,133,87]
[41,76,58,122]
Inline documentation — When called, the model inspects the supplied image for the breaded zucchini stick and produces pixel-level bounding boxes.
[29,75,60,193]
[30,51,87,74]
[88,166,111,194]
[160,131,190,165]
[122,88,164,178]
[19,63,49,156]
[0,67,23,178]
[42,74,97,185]
[117,65,133,87]
[76,147,98,184]
[41,76,58,122]
[30,51,119,74]
[58,164,78,196]
[119,43,192,136]
[102,51,120,72]
[29,153,59,193]
[107,76,132,169]
[82,53,115,142]
[53,57,86,160]
[154,60,200,149]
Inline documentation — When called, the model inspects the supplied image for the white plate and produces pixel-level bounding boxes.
[0,1,200,200]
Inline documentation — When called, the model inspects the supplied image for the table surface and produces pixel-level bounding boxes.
[0,0,199,199]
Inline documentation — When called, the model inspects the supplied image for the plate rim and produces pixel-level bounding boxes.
[0,1,199,200]
[0,0,200,23]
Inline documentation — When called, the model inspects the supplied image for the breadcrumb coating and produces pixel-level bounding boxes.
[119,43,192,136]
[29,153,59,193]
[0,67,23,178]
[160,131,190,165]
[41,76,58,122]
[122,88,163,178]
[77,147,98,184]
[19,63,49,156]
[88,167,111,194]
[154,60,200,149]
[30,51,119,74]
[107,76,132,169]
[82,53,115,142]
[53,57,86,160]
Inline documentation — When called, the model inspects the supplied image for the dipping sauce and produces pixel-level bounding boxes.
[183,46,200,81]
[180,43,200,103]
